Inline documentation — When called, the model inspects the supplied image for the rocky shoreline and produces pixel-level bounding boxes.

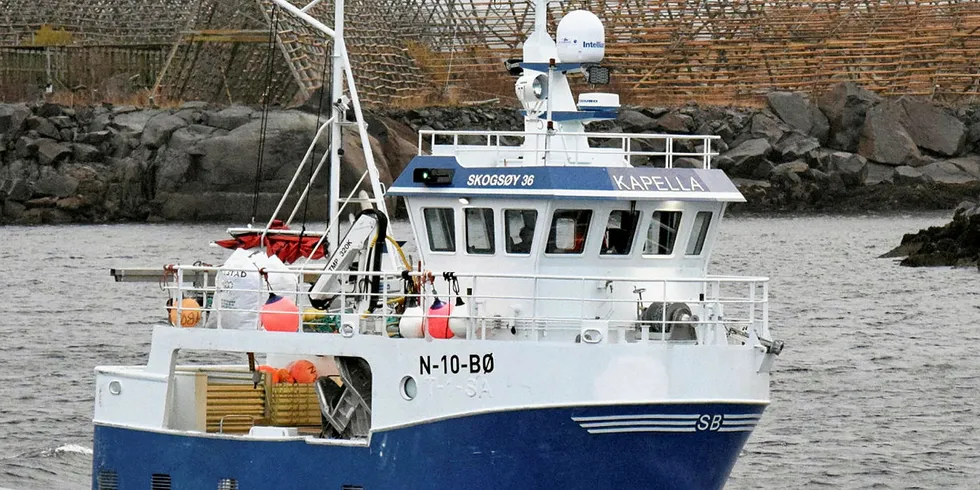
[4,81,980,224]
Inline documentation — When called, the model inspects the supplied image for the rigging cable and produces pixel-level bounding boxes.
[252,5,281,224]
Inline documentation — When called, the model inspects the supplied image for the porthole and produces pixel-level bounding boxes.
[108,380,122,395]
[400,376,417,400]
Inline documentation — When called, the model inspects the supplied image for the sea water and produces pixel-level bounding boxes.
[1,213,978,489]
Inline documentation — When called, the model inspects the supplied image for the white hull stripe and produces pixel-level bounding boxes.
[573,414,760,435]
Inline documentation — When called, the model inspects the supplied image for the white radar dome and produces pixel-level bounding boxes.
[556,10,605,64]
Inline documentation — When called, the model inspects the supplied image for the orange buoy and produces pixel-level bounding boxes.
[276,368,294,384]
[167,297,202,328]
[288,360,318,383]
[256,365,279,384]
[426,298,454,339]
[260,294,299,332]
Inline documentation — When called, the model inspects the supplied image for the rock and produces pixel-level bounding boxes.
[818,81,881,151]
[774,132,821,161]
[829,151,868,187]
[5,178,32,201]
[2,200,26,220]
[35,171,79,197]
[141,114,188,149]
[36,103,66,118]
[111,110,161,134]
[208,105,254,131]
[773,160,810,175]
[749,113,787,145]
[56,196,87,211]
[0,103,30,139]
[617,109,657,133]
[26,116,61,140]
[71,143,102,162]
[653,112,693,133]
[36,139,73,166]
[899,97,966,156]
[893,165,932,185]
[731,178,772,189]
[78,130,112,145]
[640,107,670,118]
[14,136,38,159]
[918,161,980,184]
[941,155,980,179]
[672,157,703,168]
[180,101,210,110]
[858,101,921,165]
[49,115,74,129]
[718,138,772,177]
[864,162,895,185]
[765,91,830,142]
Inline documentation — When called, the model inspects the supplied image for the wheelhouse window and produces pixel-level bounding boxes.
[643,210,681,256]
[504,209,537,254]
[601,210,639,255]
[685,211,712,255]
[423,208,455,252]
[546,210,592,254]
[465,208,495,254]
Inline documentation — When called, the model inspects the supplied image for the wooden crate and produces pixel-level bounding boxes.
[205,373,323,434]
[205,382,266,434]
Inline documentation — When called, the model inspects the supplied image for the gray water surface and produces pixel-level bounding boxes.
[1,213,977,489]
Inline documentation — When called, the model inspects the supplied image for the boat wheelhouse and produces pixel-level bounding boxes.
[92,1,781,489]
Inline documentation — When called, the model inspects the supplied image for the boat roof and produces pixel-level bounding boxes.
[387,156,745,202]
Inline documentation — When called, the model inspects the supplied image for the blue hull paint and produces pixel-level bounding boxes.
[93,403,764,489]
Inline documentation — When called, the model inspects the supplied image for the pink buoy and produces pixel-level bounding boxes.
[425,298,454,339]
[260,294,300,332]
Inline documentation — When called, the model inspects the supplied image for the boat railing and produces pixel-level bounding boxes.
[160,264,769,346]
[417,129,720,169]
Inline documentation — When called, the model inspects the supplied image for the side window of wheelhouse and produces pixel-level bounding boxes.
[423,208,455,252]
[643,210,681,256]
[685,211,712,255]
[504,209,537,254]
[546,210,592,254]
[601,210,639,255]
[465,208,495,254]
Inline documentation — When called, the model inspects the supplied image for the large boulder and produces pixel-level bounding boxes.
[765,91,829,143]
[829,151,868,187]
[617,109,658,133]
[141,114,188,149]
[26,116,61,140]
[653,112,693,133]
[111,109,162,134]
[773,132,821,161]
[208,105,254,131]
[858,101,921,165]
[893,165,932,185]
[918,160,980,184]
[899,97,966,156]
[864,162,895,185]
[818,82,881,151]
[749,112,787,145]
[0,103,30,140]
[717,138,772,177]
[36,139,73,166]
[35,170,79,198]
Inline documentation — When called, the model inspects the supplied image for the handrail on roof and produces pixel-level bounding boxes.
[416,129,721,169]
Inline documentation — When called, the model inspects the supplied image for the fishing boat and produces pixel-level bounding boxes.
[94,1,782,488]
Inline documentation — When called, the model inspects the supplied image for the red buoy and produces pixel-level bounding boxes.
[260,294,300,332]
[426,298,454,339]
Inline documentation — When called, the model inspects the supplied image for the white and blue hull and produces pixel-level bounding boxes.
[93,401,764,489]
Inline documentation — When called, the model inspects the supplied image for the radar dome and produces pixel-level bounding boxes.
[556,10,605,64]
